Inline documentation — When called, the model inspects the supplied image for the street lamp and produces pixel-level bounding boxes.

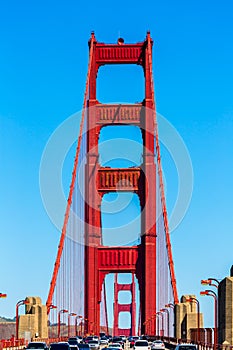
[143,320,149,335]
[47,303,57,313]
[0,293,7,298]
[75,315,83,336]
[165,304,175,337]
[89,321,94,335]
[200,290,218,350]
[84,318,88,336]
[186,297,200,343]
[165,303,174,309]
[47,304,57,338]
[155,314,160,336]
[156,311,164,337]
[68,312,77,338]
[16,299,30,340]
[150,314,157,336]
[58,309,68,338]
[201,278,220,289]
[160,308,170,338]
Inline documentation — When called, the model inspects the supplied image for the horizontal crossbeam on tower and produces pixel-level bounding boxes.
[118,304,132,312]
[96,103,142,124]
[116,284,132,292]
[97,168,141,192]
[94,43,145,66]
[98,247,138,271]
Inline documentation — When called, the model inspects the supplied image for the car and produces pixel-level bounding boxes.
[26,342,49,350]
[134,340,150,350]
[77,344,90,350]
[174,345,197,350]
[100,338,109,346]
[68,338,82,348]
[111,338,124,349]
[50,343,71,350]
[93,337,99,342]
[151,341,165,350]
[119,336,127,343]
[129,336,140,348]
[85,337,95,344]
[87,340,100,350]
[140,336,149,341]
[107,344,123,350]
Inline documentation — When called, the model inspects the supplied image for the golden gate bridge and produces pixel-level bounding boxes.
[46,31,178,338]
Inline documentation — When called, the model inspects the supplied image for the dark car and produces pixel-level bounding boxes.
[112,337,124,349]
[174,345,197,350]
[87,340,99,350]
[68,338,79,349]
[84,337,95,344]
[129,337,140,348]
[77,344,90,350]
[50,343,71,350]
[27,342,48,350]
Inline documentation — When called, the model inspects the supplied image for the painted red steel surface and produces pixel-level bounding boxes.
[113,274,136,337]
[46,32,178,338]
[96,104,142,125]
[97,168,141,192]
[98,247,138,271]
[95,43,144,66]
[85,32,157,336]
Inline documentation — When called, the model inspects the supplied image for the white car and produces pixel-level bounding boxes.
[134,340,150,350]
[151,341,165,350]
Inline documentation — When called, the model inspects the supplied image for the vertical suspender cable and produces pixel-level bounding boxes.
[147,33,179,304]
[46,37,95,313]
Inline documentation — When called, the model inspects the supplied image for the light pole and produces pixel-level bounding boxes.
[156,312,164,337]
[58,309,68,338]
[47,304,57,338]
[16,299,30,340]
[201,278,220,289]
[151,314,157,335]
[200,290,218,350]
[186,297,200,343]
[165,304,175,337]
[155,314,160,336]
[143,320,149,335]
[89,321,94,335]
[160,309,170,338]
[68,313,77,338]
[84,318,88,336]
[75,315,83,336]
[0,293,7,298]
[165,303,174,309]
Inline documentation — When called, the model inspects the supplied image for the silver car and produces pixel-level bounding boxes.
[88,341,100,350]
[151,341,165,350]
[175,345,197,350]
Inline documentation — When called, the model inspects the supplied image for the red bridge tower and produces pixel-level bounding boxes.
[113,274,136,337]
[85,32,157,335]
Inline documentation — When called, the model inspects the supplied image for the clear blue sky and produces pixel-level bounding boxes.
[1,0,233,331]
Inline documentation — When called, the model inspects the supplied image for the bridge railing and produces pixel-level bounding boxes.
[0,338,27,350]
[148,336,233,350]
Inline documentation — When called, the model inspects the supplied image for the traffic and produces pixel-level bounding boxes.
[25,335,197,350]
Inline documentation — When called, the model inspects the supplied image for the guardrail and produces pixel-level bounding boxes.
[149,336,233,350]
[0,339,27,350]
